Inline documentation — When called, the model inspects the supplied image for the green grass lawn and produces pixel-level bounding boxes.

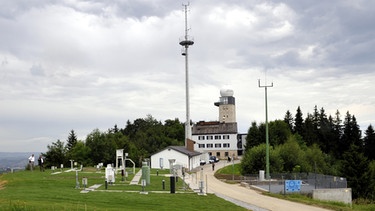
[0,168,246,211]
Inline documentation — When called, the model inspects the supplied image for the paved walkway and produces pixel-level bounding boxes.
[130,170,142,185]
[184,161,331,211]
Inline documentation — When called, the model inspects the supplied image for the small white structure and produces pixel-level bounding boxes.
[259,170,265,181]
[105,164,115,183]
[151,146,202,171]
[115,149,125,172]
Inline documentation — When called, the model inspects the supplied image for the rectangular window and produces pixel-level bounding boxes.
[207,144,213,148]
[215,143,221,148]
[216,152,220,157]
[198,144,205,148]
[207,135,213,140]
[220,97,228,104]
[225,152,229,157]
[223,135,230,139]
[223,143,230,148]
[215,135,221,140]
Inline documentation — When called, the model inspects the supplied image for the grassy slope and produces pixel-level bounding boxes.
[0,168,246,211]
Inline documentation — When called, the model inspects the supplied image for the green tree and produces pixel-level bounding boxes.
[245,121,262,149]
[364,124,375,160]
[240,144,266,174]
[284,110,294,132]
[108,124,119,133]
[340,144,369,199]
[277,137,306,172]
[303,113,318,146]
[331,110,343,158]
[85,129,112,165]
[312,105,319,130]
[317,108,333,153]
[164,118,185,144]
[121,115,185,166]
[69,141,91,166]
[365,160,375,200]
[240,143,282,175]
[44,139,67,168]
[294,106,304,135]
[304,144,328,173]
[66,130,78,152]
[245,120,290,149]
[340,112,362,156]
[268,120,291,146]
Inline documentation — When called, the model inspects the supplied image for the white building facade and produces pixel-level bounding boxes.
[191,88,245,161]
[150,146,202,170]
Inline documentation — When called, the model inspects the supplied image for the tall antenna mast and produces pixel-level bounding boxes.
[179,3,194,147]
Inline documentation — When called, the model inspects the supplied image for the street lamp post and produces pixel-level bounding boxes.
[258,79,273,179]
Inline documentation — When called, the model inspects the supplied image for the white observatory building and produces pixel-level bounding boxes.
[191,87,245,160]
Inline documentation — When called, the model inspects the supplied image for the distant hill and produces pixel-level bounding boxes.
[0,152,40,169]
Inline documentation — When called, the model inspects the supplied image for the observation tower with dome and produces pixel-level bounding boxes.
[191,87,245,161]
[214,87,236,123]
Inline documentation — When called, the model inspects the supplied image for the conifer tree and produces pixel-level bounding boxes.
[284,110,294,132]
[304,113,318,146]
[364,125,375,160]
[341,112,362,155]
[294,106,304,135]
[66,130,78,152]
[332,110,343,158]
[341,144,369,199]
[318,107,331,153]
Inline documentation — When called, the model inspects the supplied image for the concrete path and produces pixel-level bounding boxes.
[130,170,142,185]
[80,184,102,193]
[184,161,331,211]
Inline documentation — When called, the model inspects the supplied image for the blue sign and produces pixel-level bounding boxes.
[285,180,301,192]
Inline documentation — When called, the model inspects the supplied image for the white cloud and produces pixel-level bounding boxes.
[0,0,374,152]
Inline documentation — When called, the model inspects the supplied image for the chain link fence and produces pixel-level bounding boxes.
[234,172,347,194]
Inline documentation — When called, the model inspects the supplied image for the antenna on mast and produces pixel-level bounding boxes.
[180,3,194,54]
[179,3,194,147]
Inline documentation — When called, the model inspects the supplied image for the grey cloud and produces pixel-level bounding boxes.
[1,57,8,66]
[30,64,45,76]
[1,0,374,151]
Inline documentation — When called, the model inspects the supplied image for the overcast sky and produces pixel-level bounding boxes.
[0,0,374,152]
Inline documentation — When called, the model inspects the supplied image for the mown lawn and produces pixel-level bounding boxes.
[0,168,246,211]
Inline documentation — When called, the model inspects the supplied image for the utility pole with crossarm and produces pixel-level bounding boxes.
[258,79,273,180]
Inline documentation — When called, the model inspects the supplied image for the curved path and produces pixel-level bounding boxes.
[189,160,331,211]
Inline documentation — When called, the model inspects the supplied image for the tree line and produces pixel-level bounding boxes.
[242,105,375,199]
[42,106,375,199]
[43,115,184,168]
